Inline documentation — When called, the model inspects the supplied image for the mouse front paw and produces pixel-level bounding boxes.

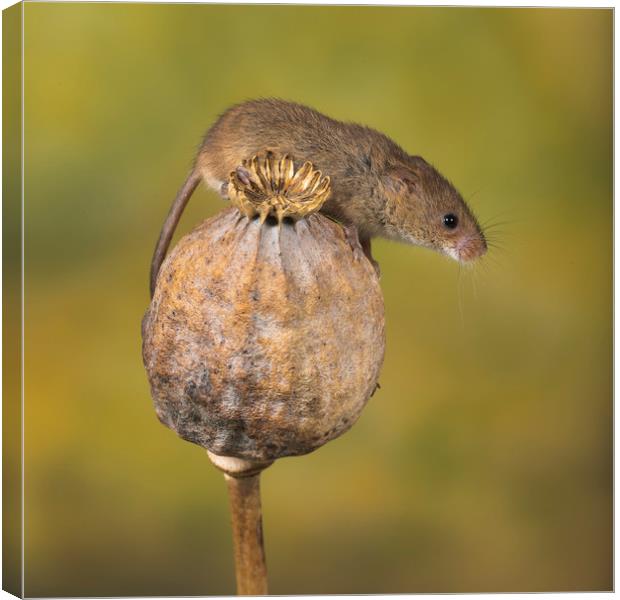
[343,224,365,262]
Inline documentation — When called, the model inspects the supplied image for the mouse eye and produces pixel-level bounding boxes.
[443,213,458,229]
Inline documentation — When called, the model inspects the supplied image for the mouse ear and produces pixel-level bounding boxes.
[382,166,418,196]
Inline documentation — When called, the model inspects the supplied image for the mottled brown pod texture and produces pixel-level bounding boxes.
[142,156,385,462]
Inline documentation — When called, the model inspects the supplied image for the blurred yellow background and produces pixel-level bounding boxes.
[16,4,611,595]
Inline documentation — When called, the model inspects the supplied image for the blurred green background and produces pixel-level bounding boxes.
[16,4,611,595]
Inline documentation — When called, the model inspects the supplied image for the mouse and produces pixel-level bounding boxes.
[150,98,487,297]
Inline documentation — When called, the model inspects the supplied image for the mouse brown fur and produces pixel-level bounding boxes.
[150,98,486,296]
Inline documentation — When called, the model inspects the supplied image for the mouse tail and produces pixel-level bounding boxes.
[150,169,202,298]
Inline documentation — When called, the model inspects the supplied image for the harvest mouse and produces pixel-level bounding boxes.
[150,98,486,296]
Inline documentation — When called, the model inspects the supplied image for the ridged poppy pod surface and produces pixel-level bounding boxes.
[142,154,385,464]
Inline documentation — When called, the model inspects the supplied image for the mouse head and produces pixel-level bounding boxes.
[381,157,486,262]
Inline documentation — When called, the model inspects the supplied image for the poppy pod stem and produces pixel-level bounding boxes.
[226,474,267,595]
[208,452,273,595]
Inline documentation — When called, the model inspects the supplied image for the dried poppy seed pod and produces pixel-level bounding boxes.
[143,154,385,465]
[143,154,385,594]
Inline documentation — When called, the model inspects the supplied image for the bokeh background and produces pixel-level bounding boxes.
[13,4,612,595]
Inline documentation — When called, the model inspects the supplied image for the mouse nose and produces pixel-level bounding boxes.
[456,234,487,262]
